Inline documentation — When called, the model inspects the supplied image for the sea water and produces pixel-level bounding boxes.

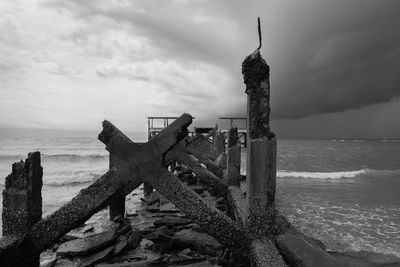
[0,137,399,256]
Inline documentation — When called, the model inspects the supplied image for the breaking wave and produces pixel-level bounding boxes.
[277,168,400,179]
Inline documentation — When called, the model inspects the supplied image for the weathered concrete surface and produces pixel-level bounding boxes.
[242,49,274,140]
[249,239,286,267]
[151,170,248,250]
[166,146,228,197]
[0,114,192,267]
[214,152,227,169]
[1,152,42,267]
[213,131,226,155]
[186,135,218,161]
[108,155,125,221]
[227,186,286,266]
[173,229,224,256]
[2,152,43,237]
[247,138,277,237]
[227,186,248,228]
[276,234,343,267]
[225,146,241,186]
[57,228,117,257]
[226,127,241,187]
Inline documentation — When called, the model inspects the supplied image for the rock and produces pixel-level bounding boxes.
[147,227,175,253]
[329,250,400,267]
[275,233,344,267]
[153,216,191,227]
[126,228,142,249]
[40,256,57,267]
[159,202,179,213]
[173,229,224,256]
[78,246,114,267]
[176,223,202,232]
[146,202,160,212]
[116,224,132,236]
[56,228,117,257]
[113,239,127,256]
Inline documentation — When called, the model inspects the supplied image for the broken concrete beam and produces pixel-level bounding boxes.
[167,151,228,197]
[0,114,192,266]
[109,154,125,221]
[1,152,42,267]
[0,170,126,267]
[201,159,224,179]
[226,127,241,186]
[227,186,285,267]
[249,239,286,267]
[150,170,248,250]
[275,234,343,267]
[247,138,277,237]
[186,135,218,161]
[2,152,43,237]
[227,186,248,228]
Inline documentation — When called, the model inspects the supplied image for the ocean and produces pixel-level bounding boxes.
[0,137,399,257]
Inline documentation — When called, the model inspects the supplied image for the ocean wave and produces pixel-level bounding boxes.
[277,168,400,179]
[0,153,108,161]
[42,154,108,160]
[44,173,102,186]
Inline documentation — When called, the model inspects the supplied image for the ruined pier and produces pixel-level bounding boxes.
[1,24,356,267]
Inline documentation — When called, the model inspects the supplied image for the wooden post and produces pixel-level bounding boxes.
[242,47,276,237]
[226,127,241,186]
[108,154,125,220]
[2,152,43,267]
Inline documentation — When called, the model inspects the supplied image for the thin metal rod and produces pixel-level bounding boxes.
[257,17,262,49]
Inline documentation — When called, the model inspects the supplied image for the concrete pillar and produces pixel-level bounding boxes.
[109,154,125,221]
[109,154,125,220]
[226,127,241,186]
[2,152,43,266]
[242,48,276,236]
[213,131,226,155]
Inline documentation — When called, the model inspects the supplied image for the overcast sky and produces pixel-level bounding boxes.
[1,0,400,139]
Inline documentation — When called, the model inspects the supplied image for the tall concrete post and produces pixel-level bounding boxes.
[242,48,276,237]
[2,152,43,267]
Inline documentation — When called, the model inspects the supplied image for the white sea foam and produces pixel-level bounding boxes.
[278,168,400,179]
[278,169,368,179]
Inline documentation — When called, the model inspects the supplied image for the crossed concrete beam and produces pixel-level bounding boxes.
[0,113,247,267]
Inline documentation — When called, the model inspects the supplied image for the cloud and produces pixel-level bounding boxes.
[1,0,400,137]
[269,0,400,119]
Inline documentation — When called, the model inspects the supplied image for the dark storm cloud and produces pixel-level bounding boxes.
[43,0,400,120]
[270,0,400,119]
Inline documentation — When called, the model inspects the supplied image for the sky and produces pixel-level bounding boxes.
[1,0,400,139]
